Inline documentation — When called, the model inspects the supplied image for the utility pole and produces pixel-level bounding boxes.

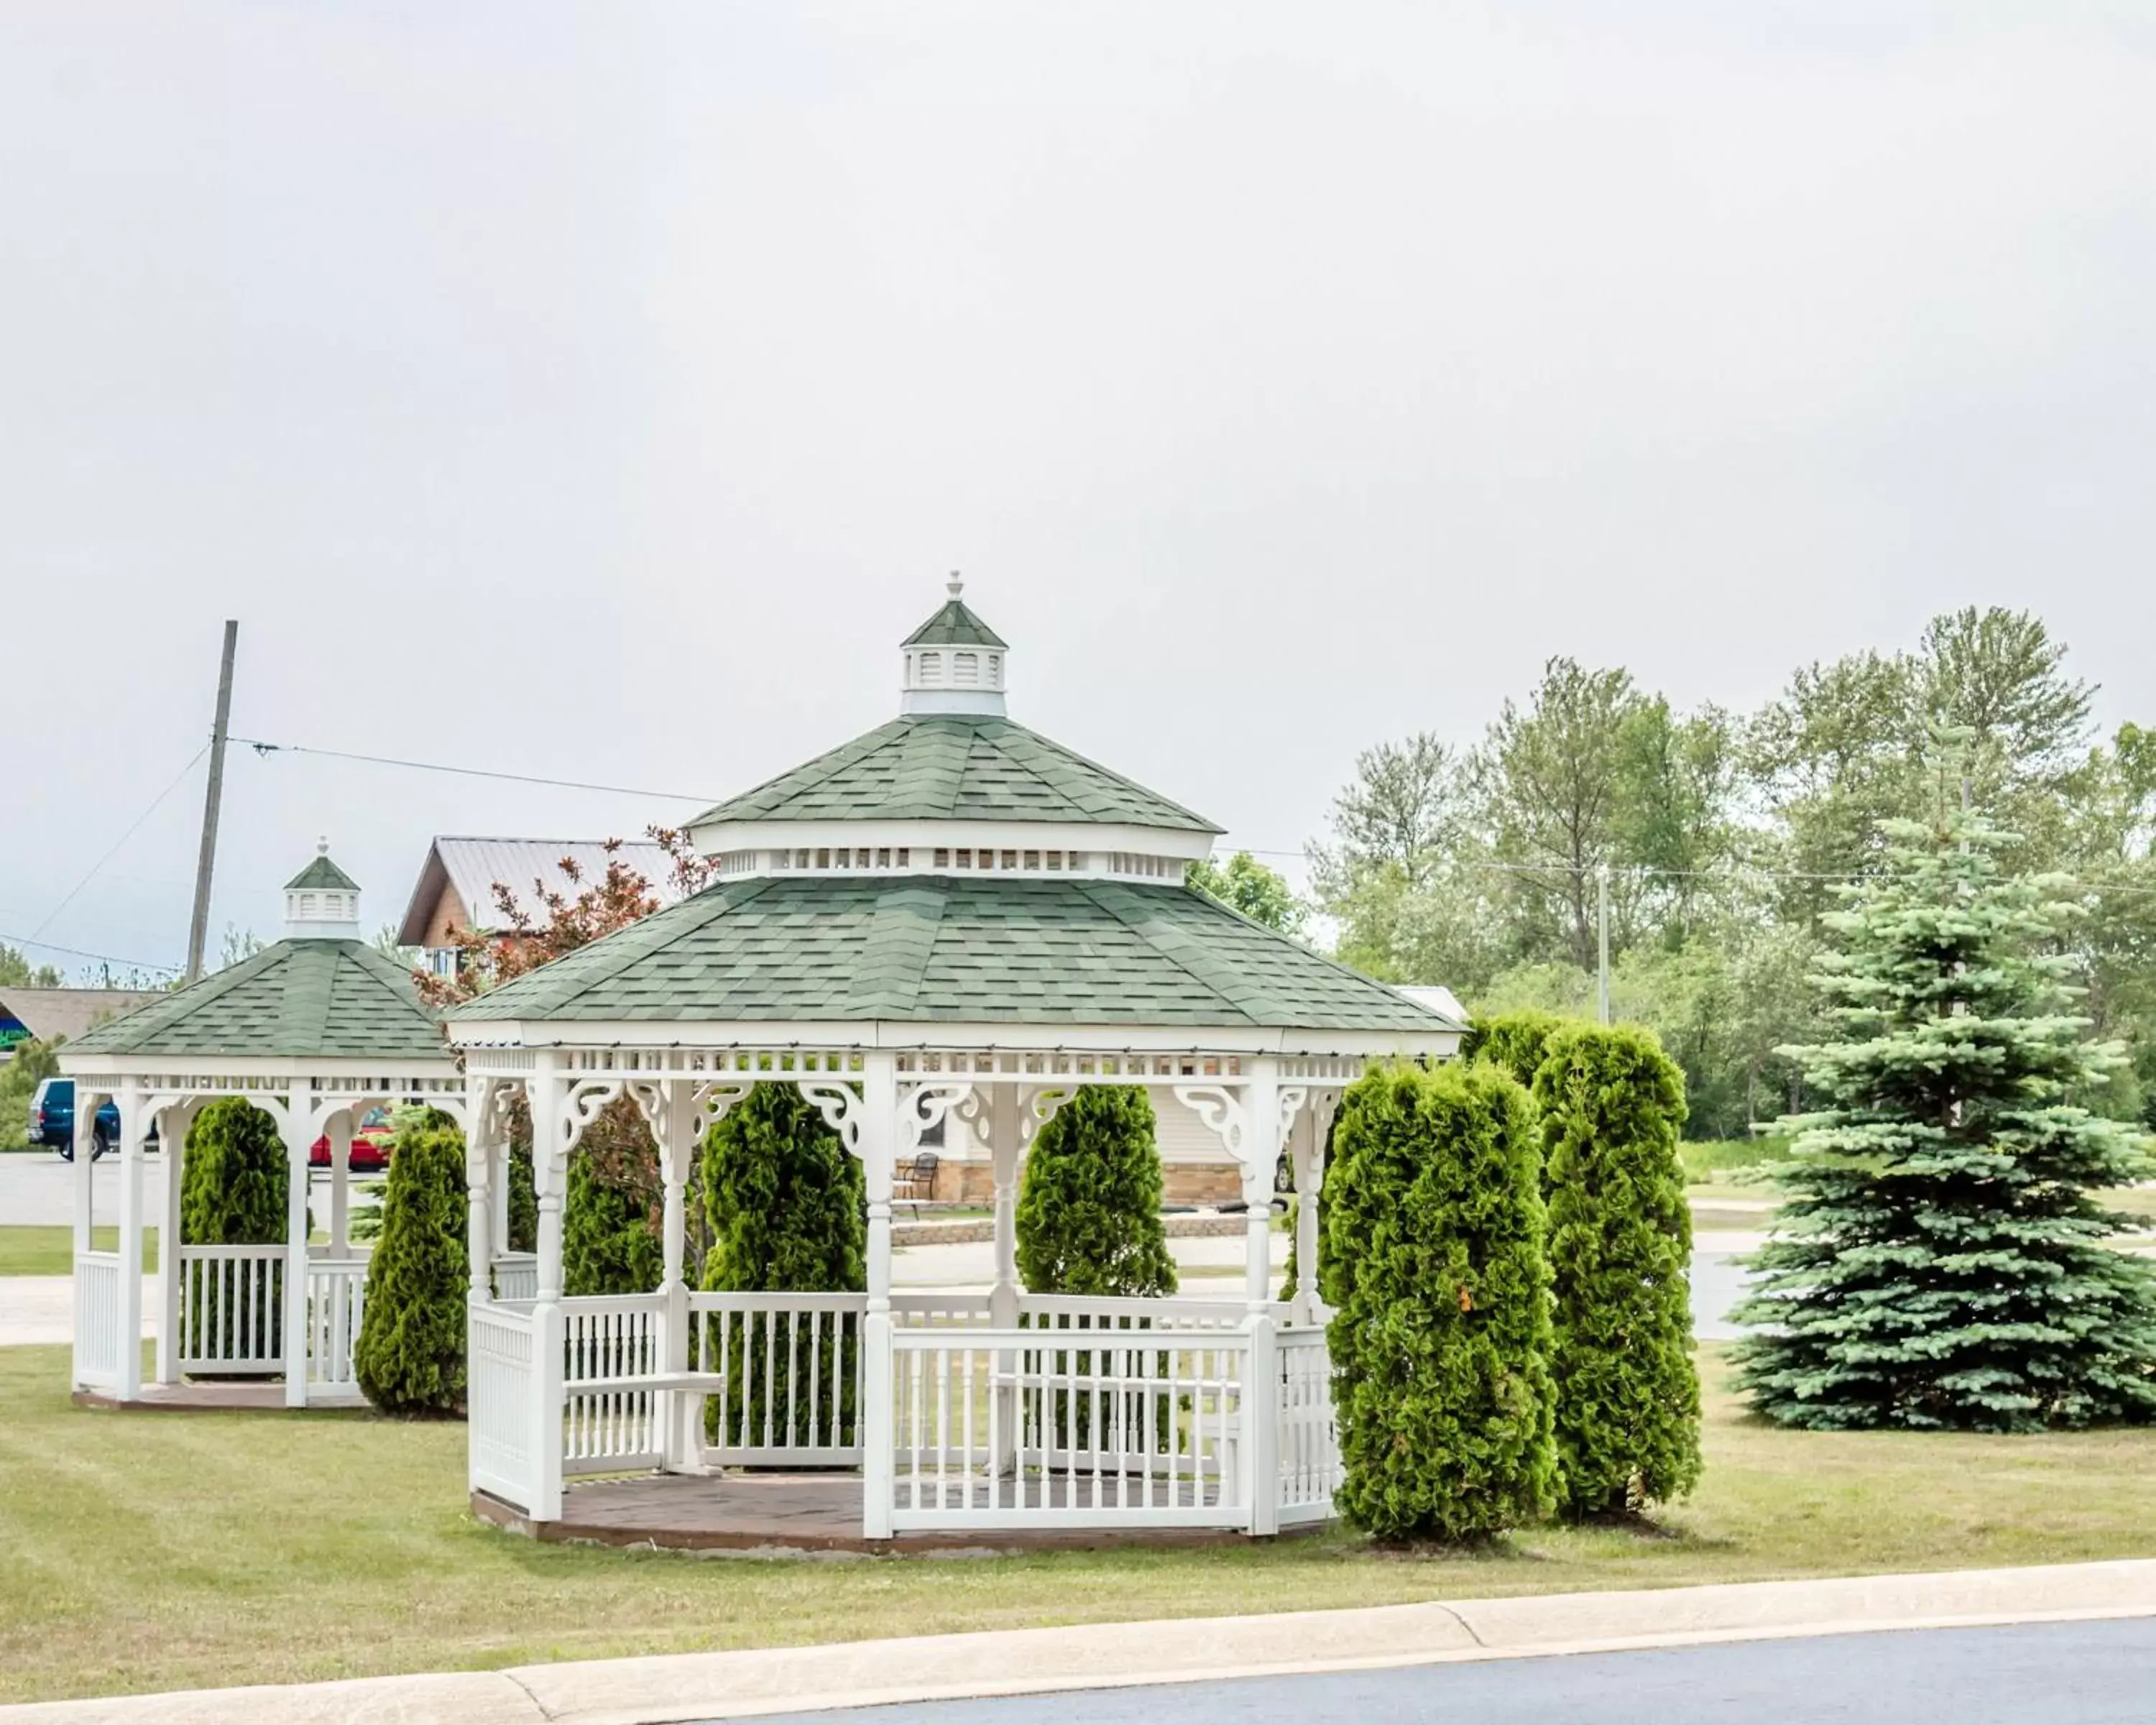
[184,621,239,983]
[1595,861,1611,1025]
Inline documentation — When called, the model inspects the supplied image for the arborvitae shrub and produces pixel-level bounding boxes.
[563,1153,663,1297]
[1016,1085,1176,1297]
[562,1095,663,1297]
[181,1096,287,1245]
[1735,800,2156,1430]
[1326,1059,1556,1542]
[1537,1024,1701,1518]
[180,1097,287,1361]
[354,1113,469,1417]
[701,1083,865,1443]
[1463,1008,1570,1091]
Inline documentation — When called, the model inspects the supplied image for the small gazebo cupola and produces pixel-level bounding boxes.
[900,574,1008,716]
[283,840,363,939]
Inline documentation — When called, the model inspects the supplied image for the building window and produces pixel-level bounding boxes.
[919,650,943,684]
[1002,850,1018,870]
[1046,851,1062,871]
[954,651,979,686]
[1023,850,1040,870]
[987,653,1003,688]
[898,848,911,866]
[956,848,972,868]
[978,849,993,870]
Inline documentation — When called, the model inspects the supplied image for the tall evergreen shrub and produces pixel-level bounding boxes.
[1015,1085,1176,1297]
[701,1083,865,1443]
[562,1095,663,1297]
[1536,1024,1701,1518]
[1326,1059,1556,1541]
[180,1098,288,1361]
[1734,799,2156,1430]
[1464,1008,1570,1091]
[354,1113,469,1417]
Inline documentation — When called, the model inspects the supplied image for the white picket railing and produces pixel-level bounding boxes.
[176,1245,287,1374]
[560,1294,664,1476]
[1274,1325,1339,1524]
[888,1325,1250,1530]
[891,1290,992,1329]
[493,1254,538,1302]
[469,1300,538,1506]
[73,1251,124,1389]
[305,1259,369,1397]
[691,1291,867,1465]
[1016,1292,1263,1335]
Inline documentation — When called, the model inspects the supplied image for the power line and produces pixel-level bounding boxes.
[0,931,180,975]
[234,737,717,804]
[28,744,210,942]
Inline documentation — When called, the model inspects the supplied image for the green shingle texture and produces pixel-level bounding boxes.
[285,853,361,891]
[692,715,1222,834]
[446,875,1462,1033]
[66,940,446,1060]
[903,598,1008,649]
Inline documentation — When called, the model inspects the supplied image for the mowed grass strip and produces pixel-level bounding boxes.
[0,1226,157,1278]
[4,1345,2156,1703]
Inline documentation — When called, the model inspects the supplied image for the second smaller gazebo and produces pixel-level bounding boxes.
[61,846,464,1408]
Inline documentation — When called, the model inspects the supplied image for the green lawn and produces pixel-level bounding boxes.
[4,1344,2156,1704]
[0,1226,157,1277]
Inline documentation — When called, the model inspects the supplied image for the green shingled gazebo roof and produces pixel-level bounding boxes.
[66,939,446,1060]
[285,852,361,892]
[689,714,1222,834]
[447,874,1459,1032]
[903,592,1008,649]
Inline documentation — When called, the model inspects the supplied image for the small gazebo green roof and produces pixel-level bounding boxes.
[66,942,443,1060]
[285,851,361,892]
[448,873,1455,1031]
[902,581,1008,649]
[690,714,1222,834]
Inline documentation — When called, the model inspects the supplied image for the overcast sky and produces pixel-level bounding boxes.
[6,2,2154,978]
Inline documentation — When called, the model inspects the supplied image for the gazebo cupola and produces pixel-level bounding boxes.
[689,580,1219,883]
[901,574,1007,716]
[283,840,363,939]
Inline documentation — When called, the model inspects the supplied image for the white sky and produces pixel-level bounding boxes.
[6,2,2154,976]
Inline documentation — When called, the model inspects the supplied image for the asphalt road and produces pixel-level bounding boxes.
[709,1619,2156,1725]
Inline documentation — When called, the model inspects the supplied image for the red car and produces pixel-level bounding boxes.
[308,1113,396,1172]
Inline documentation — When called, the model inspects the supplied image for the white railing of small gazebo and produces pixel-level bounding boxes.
[73,1251,124,1389]
[469,1301,538,1506]
[176,1244,287,1374]
[1016,1292,1272,1335]
[305,1259,368,1397]
[493,1254,538,1303]
[1273,1324,1339,1524]
[887,1325,1250,1530]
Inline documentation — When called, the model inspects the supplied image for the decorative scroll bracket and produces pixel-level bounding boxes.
[799,1080,862,1158]
[902,1081,975,1156]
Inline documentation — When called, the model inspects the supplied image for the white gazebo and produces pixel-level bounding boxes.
[448,582,1462,1546]
[60,846,466,1408]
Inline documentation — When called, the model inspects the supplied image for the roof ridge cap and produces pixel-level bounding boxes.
[1073,880,1247,1019]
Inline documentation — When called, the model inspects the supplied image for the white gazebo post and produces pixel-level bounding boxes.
[856,1054,899,1540]
[281,1087,315,1408]
[528,1057,568,1523]
[114,1080,147,1400]
[987,1082,1022,1330]
[154,1098,193,1386]
[465,1077,497,1305]
[645,1077,703,1475]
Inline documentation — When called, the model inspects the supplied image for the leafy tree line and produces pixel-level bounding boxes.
[1309,607,2156,1136]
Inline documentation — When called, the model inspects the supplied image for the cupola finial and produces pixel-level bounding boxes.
[947,571,964,601]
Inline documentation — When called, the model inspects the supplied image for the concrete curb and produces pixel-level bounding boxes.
[9,1559,2156,1724]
